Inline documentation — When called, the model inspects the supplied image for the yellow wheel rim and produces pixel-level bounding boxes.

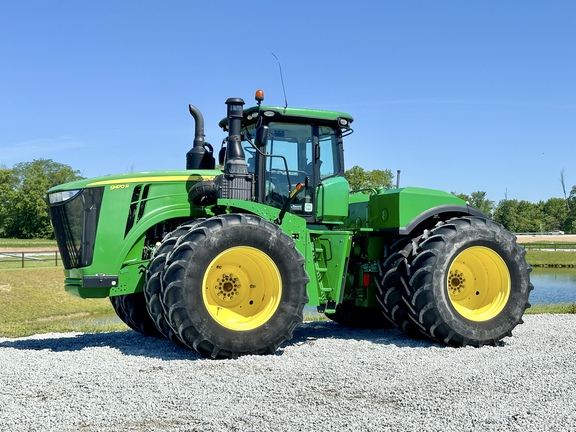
[447,246,511,322]
[202,246,282,331]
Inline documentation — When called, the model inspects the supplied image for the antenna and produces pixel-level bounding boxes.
[271,52,288,109]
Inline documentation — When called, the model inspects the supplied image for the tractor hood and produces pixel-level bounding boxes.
[47,169,222,194]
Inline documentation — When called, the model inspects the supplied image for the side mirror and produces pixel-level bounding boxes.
[255,125,269,148]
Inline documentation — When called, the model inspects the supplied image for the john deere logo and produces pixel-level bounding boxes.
[110,184,130,191]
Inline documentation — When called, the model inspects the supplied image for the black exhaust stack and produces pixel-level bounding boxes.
[186,104,214,169]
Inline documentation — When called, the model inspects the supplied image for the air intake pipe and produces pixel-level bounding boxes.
[223,98,248,175]
[186,104,214,169]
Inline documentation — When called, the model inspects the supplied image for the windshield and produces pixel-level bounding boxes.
[242,121,341,215]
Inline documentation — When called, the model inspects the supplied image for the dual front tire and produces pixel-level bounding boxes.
[112,214,309,359]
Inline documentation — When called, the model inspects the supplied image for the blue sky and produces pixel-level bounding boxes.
[1,1,575,204]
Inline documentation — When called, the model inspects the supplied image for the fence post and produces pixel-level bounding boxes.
[21,252,25,268]
[55,251,58,267]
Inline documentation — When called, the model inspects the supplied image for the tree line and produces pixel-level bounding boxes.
[0,159,81,239]
[453,190,575,234]
[0,159,574,239]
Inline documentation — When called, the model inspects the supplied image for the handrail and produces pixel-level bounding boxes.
[0,251,61,268]
[521,243,576,251]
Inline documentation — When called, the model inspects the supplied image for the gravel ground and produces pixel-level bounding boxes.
[1,315,575,432]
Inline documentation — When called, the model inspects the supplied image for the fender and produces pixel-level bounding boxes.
[400,204,488,236]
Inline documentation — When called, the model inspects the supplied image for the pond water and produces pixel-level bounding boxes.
[529,267,576,305]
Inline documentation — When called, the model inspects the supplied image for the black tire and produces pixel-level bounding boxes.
[161,213,309,359]
[109,292,162,337]
[324,300,390,329]
[144,220,204,342]
[376,237,422,338]
[395,216,533,347]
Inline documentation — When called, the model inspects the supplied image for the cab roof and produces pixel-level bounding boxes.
[218,105,354,131]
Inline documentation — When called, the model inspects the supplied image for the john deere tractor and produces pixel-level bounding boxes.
[47,90,532,359]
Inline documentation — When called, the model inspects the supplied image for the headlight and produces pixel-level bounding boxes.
[48,189,82,204]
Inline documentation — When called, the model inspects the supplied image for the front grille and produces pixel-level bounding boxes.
[49,187,104,269]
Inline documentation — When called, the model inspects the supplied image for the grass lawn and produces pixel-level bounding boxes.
[525,303,576,314]
[0,267,128,338]
[525,249,576,267]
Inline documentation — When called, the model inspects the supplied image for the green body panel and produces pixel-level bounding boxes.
[307,230,352,311]
[345,186,469,231]
[64,277,108,298]
[315,177,349,223]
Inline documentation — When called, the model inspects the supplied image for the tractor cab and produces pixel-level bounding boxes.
[216,91,354,223]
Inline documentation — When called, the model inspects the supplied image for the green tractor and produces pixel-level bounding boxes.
[47,90,533,359]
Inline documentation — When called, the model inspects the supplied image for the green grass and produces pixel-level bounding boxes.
[0,267,128,338]
[525,303,576,314]
[304,309,329,322]
[525,250,576,267]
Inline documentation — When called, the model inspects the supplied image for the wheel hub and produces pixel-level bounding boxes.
[215,273,240,301]
[448,269,466,295]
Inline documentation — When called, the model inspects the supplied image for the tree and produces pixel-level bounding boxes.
[542,198,569,232]
[515,200,545,233]
[0,166,18,237]
[345,165,393,190]
[493,199,519,232]
[493,199,543,233]
[469,191,494,217]
[453,191,494,217]
[565,185,576,233]
[0,159,83,239]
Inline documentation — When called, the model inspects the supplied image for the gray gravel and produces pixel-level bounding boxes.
[1,314,575,432]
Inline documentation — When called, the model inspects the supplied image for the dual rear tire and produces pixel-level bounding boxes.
[377,216,533,347]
